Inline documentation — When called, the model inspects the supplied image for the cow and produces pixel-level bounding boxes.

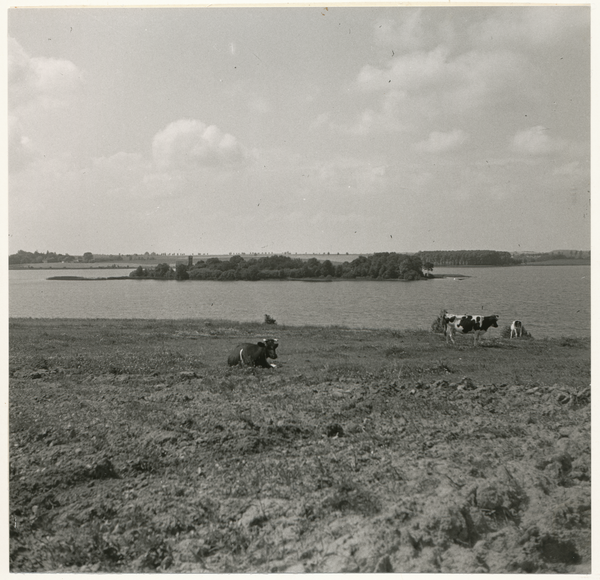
[444,314,499,345]
[227,338,279,368]
[442,313,466,336]
[510,320,523,338]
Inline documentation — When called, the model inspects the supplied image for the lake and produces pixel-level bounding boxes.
[8,265,590,339]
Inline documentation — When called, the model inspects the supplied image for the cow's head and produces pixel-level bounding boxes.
[442,314,456,330]
[489,315,499,328]
[260,338,279,359]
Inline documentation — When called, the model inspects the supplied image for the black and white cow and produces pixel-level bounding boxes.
[510,320,523,338]
[442,313,465,336]
[227,338,279,368]
[444,314,499,345]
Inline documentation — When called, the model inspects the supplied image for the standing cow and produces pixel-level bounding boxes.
[228,338,279,368]
[510,320,523,338]
[444,314,499,345]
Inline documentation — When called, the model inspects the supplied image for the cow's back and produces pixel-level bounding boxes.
[227,342,271,367]
[227,343,249,366]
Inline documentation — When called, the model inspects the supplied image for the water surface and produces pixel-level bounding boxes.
[9,266,590,339]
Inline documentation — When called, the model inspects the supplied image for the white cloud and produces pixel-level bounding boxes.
[353,43,523,135]
[359,45,522,102]
[414,129,468,153]
[373,9,455,53]
[357,45,450,93]
[8,114,36,172]
[92,151,146,172]
[346,90,407,135]
[510,126,566,155]
[8,37,83,112]
[152,119,250,171]
[8,37,84,173]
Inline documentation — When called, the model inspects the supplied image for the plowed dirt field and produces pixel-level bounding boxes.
[9,318,591,573]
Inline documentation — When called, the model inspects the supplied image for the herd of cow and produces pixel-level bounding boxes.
[226,316,526,368]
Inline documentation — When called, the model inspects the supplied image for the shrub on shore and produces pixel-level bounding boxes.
[264,314,277,325]
[430,309,448,334]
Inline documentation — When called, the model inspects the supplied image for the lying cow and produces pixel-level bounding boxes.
[510,320,523,338]
[444,314,499,345]
[227,338,278,368]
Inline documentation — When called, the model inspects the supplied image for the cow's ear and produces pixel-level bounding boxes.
[257,341,266,347]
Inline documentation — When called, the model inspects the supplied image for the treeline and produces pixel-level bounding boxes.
[514,250,590,263]
[416,250,516,267]
[10,248,589,269]
[129,253,427,281]
[8,250,96,265]
[129,263,189,280]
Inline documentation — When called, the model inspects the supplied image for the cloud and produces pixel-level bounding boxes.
[373,9,455,52]
[357,45,450,93]
[152,119,250,171]
[510,126,566,155]
[346,89,407,135]
[353,44,523,135]
[358,44,521,102]
[8,115,37,172]
[8,37,84,173]
[8,37,83,112]
[414,129,468,153]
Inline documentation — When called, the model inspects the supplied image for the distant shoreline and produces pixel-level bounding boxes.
[44,275,452,282]
[11,259,590,272]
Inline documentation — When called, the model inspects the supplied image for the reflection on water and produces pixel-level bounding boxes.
[9,266,590,339]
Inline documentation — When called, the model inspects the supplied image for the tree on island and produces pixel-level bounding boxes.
[155,263,174,279]
[400,256,424,280]
[175,264,189,281]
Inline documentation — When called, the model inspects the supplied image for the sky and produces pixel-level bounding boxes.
[7,3,592,256]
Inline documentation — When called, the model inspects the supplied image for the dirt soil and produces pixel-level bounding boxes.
[9,318,591,573]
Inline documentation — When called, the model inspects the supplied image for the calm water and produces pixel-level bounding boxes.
[9,266,590,339]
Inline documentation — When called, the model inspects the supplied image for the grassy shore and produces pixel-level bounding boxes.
[9,318,590,573]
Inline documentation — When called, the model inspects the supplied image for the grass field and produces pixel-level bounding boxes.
[9,318,591,573]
